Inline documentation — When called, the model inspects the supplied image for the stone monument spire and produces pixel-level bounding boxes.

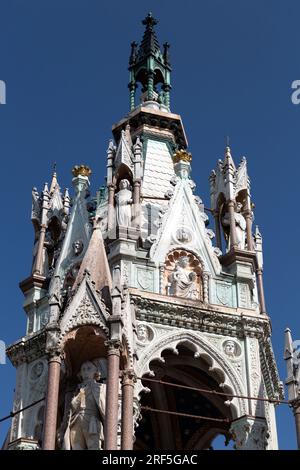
[5,14,282,451]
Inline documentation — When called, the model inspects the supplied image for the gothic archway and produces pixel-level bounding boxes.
[134,331,246,450]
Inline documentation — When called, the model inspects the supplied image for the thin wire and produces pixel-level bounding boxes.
[138,376,288,405]
[0,397,45,423]
[141,406,230,423]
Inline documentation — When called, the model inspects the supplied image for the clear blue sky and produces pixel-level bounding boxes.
[0,0,299,450]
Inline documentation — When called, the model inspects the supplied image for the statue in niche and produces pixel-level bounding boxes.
[169,256,199,300]
[115,179,132,227]
[60,359,106,450]
[222,202,246,250]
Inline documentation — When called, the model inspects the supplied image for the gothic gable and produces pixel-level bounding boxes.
[149,178,221,277]
[59,277,109,338]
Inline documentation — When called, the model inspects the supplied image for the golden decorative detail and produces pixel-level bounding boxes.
[172,149,192,163]
[72,165,92,178]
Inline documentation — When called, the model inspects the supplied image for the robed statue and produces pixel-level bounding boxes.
[60,359,106,450]
[115,179,132,227]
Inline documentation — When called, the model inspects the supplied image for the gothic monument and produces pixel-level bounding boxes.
[5,14,282,450]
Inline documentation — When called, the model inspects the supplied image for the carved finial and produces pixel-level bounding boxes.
[172,149,192,163]
[72,165,92,178]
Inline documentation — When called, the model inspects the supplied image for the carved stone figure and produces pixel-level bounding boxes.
[61,360,106,450]
[137,324,149,343]
[222,202,246,250]
[72,239,84,256]
[30,361,44,381]
[176,227,192,244]
[223,340,237,357]
[169,256,198,299]
[115,179,132,227]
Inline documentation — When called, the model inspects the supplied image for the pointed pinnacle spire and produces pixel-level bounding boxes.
[50,162,58,194]
[140,12,160,56]
[72,218,112,306]
[43,182,49,194]
[284,328,294,359]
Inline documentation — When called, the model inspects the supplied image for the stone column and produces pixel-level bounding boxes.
[33,224,47,275]
[42,354,61,450]
[107,184,116,237]
[293,400,300,450]
[230,416,269,450]
[121,369,136,450]
[162,84,171,110]
[256,268,266,314]
[147,71,154,101]
[104,340,121,450]
[133,180,141,230]
[227,200,238,248]
[244,207,254,251]
[129,82,137,111]
[213,210,222,251]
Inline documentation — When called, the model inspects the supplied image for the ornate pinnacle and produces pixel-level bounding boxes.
[172,149,192,163]
[142,12,158,29]
[72,164,92,178]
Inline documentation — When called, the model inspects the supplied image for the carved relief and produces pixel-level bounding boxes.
[136,323,154,345]
[164,250,203,300]
[216,281,232,306]
[136,268,154,292]
[174,227,192,244]
[223,340,242,359]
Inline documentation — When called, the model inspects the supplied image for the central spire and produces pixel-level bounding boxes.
[128,13,171,111]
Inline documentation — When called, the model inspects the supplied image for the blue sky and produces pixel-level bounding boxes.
[0,0,299,449]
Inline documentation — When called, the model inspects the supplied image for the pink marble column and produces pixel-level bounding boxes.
[42,355,61,450]
[244,207,254,251]
[33,224,46,275]
[121,369,136,450]
[256,268,266,314]
[228,200,238,248]
[294,401,300,450]
[104,340,121,450]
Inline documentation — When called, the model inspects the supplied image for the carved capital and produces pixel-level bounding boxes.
[45,322,62,359]
[121,369,137,387]
[230,416,269,450]
[105,339,122,356]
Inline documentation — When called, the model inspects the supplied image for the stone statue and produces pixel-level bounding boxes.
[72,239,84,256]
[115,179,132,227]
[222,202,246,250]
[169,256,199,300]
[61,360,106,450]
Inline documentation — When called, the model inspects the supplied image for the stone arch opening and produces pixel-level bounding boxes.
[134,336,244,450]
[55,326,108,449]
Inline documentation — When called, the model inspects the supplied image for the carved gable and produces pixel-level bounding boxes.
[59,278,109,337]
[149,179,221,276]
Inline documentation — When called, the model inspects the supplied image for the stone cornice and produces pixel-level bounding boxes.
[112,106,188,149]
[129,288,271,339]
[6,330,47,366]
[19,274,49,294]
